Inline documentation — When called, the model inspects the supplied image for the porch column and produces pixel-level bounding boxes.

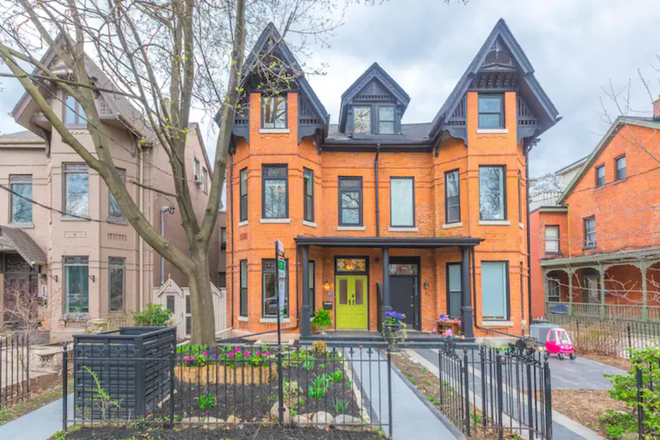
[640,264,649,322]
[461,246,474,339]
[381,247,392,327]
[568,268,573,316]
[301,245,311,338]
[599,264,606,319]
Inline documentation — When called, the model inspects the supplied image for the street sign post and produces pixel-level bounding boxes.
[274,240,285,424]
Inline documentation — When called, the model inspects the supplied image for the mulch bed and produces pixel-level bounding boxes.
[579,353,632,371]
[55,426,382,439]
[551,389,628,435]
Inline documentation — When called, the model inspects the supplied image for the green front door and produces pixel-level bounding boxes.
[335,275,368,329]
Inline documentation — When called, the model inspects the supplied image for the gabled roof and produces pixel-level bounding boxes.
[338,62,411,132]
[0,130,45,143]
[558,116,660,204]
[0,226,47,267]
[428,18,561,142]
[242,23,329,133]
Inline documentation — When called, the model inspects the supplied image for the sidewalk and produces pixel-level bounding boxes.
[0,395,72,440]
[345,347,461,440]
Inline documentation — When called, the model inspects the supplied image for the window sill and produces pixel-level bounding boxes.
[259,128,290,134]
[478,220,511,226]
[477,128,509,134]
[545,252,563,256]
[442,222,462,229]
[303,220,317,228]
[238,316,249,322]
[107,218,128,226]
[389,227,418,232]
[337,226,366,231]
[481,320,514,327]
[9,222,34,229]
[260,317,291,324]
[582,245,597,250]
[260,218,291,224]
[61,216,90,222]
[238,220,248,227]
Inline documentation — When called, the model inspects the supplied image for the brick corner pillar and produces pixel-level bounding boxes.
[380,247,392,330]
[461,246,475,339]
[301,245,311,338]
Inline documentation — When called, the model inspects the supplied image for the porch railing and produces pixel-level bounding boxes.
[546,301,660,322]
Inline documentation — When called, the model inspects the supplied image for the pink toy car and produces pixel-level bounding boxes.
[545,328,576,360]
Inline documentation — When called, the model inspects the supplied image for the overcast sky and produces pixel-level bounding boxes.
[2,0,660,177]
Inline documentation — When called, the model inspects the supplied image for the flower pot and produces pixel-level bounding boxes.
[382,322,401,341]
[174,363,277,385]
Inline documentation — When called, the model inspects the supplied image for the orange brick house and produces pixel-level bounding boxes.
[530,113,660,323]
[225,19,561,340]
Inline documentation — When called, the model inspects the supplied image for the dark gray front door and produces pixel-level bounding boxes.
[390,276,416,328]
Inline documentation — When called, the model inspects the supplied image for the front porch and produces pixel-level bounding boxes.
[541,247,660,322]
[295,236,483,341]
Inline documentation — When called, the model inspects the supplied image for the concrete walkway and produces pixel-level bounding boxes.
[345,347,460,440]
[545,356,625,390]
[0,394,72,440]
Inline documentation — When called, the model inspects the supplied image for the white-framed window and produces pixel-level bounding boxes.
[10,175,32,224]
[615,155,626,181]
[545,225,559,253]
[479,166,506,220]
[547,278,560,302]
[64,164,89,218]
[584,216,596,247]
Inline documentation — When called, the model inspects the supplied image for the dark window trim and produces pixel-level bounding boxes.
[595,164,606,188]
[338,176,364,226]
[261,94,288,129]
[615,154,627,181]
[218,272,227,288]
[390,176,415,227]
[352,105,372,135]
[239,168,248,222]
[108,257,125,313]
[544,224,560,254]
[478,165,507,221]
[240,259,248,317]
[444,169,461,224]
[221,227,227,249]
[262,164,289,219]
[546,277,561,302]
[63,256,90,314]
[334,255,369,275]
[583,216,596,249]
[446,262,462,319]
[303,167,314,222]
[262,258,288,318]
[9,174,33,224]
[377,105,396,134]
[478,93,505,129]
[480,260,510,321]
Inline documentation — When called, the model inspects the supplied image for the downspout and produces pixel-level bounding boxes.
[567,204,572,258]
[374,144,381,236]
[228,153,235,327]
[138,145,144,311]
[525,142,534,327]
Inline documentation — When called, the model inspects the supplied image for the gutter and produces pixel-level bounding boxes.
[374,144,381,237]
[525,143,533,328]
[229,152,235,328]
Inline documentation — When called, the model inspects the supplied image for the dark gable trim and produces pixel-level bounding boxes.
[294,236,484,248]
[320,142,433,154]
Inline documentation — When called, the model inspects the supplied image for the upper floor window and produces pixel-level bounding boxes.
[595,165,605,188]
[338,177,363,226]
[64,164,89,218]
[584,216,596,248]
[353,106,371,134]
[478,94,504,129]
[545,225,559,253]
[445,170,460,224]
[615,155,626,181]
[194,158,200,178]
[378,107,395,134]
[108,169,126,222]
[303,168,314,222]
[262,95,287,129]
[64,94,87,125]
[263,259,288,317]
[390,177,414,227]
[239,168,248,222]
[10,175,32,224]
[262,165,288,219]
[479,166,506,221]
[240,260,248,317]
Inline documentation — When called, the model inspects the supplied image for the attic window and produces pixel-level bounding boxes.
[98,95,113,116]
[64,94,87,126]
[353,106,371,134]
[378,106,395,134]
[262,95,287,129]
[478,94,504,129]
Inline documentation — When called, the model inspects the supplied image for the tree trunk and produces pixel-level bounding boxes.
[187,253,217,346]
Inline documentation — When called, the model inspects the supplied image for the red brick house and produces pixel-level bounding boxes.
[530,113,660,323]
[225,19,560,340]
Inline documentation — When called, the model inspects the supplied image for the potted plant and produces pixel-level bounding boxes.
[382,311,407,349]
[311,308,332,334]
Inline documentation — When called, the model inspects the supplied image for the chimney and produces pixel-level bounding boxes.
[654,95,660,121]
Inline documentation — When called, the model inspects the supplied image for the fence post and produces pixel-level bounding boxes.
[636,365,644,438]
[463,349,471,437]
[387,348,393,438]
[0,338,3,407]
[526,361,534,439]
[496,352,504,440]
[169,344,175,429]
[627,324,632,352]
[26,335,30,397]
[438,350,444,406]
[62,344,68,433]
[543,354,553,440]
[480,346,487,427]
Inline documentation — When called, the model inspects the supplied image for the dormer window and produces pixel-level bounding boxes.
[478,94,504,129]
[353,106,371,134]
[64,93,87,126]
[262,95,287,129]
[378,106,395,134]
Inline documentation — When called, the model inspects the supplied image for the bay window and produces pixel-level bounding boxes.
[390,177,414,227]
[479,166,506,220]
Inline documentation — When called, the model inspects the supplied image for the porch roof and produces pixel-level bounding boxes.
[540,246,660,269]
[294,236,484,248]
[0,225,47,267]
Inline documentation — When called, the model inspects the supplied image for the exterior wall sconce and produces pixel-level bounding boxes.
[323,281,330,293]
[424,281,430,289]
[89,275,96,283]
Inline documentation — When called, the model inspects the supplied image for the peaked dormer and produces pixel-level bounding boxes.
[338,63,411,138]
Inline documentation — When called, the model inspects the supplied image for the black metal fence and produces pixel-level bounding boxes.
[63,343,392,435]
[547,315,660,358]
[0,334,31,407]
[634,353,660,439]
[438,340,553,440]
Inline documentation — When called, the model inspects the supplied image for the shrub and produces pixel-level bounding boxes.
[132,303,173,327]
[312,309,332,332]
[329,369,344,383]
[199,393,217,409]
[599,410,636,439]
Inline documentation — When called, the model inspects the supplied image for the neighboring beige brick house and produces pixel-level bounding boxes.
[0,49,224,341]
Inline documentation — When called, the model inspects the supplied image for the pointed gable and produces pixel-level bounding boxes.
[429,19,561,147]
